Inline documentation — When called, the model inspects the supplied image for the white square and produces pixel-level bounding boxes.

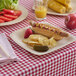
[10,22,76,55]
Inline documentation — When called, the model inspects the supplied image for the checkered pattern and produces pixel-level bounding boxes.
[0,0,76,76]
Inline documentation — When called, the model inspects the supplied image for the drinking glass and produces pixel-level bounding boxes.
[34,0,48,20]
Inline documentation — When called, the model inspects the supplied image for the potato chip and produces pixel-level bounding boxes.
[22,38,30,44]
[22,38,41,46]
[49,37,57,48]
[23,34,57,48]
[27,41,41,46]
[29,34,48,42]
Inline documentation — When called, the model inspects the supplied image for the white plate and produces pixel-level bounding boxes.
[0,5,28,26]
[10,22,76,55]
[33,0,76,16]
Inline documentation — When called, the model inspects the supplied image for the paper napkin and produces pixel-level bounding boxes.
[0,33,19,65]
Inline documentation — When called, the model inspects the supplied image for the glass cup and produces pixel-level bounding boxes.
[34,0,48,20]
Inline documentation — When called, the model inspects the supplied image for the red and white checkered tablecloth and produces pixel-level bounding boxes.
[0,0,76,76]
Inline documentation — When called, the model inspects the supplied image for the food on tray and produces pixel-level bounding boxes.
[29,34,51,46]
[23,34,57,48]
[48,0,66,14]
[49,37,57,48]
[47,0,72,13]
[22,21,69,52]
[33,45,49,52]
[30,21,69,41]
[0,9,22,23]
[24,28,33,38]
[35,6,47,18]
[65,14,76,30]
[23,38,41,47]
[0,0,19,11]
[23,34,49,46]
